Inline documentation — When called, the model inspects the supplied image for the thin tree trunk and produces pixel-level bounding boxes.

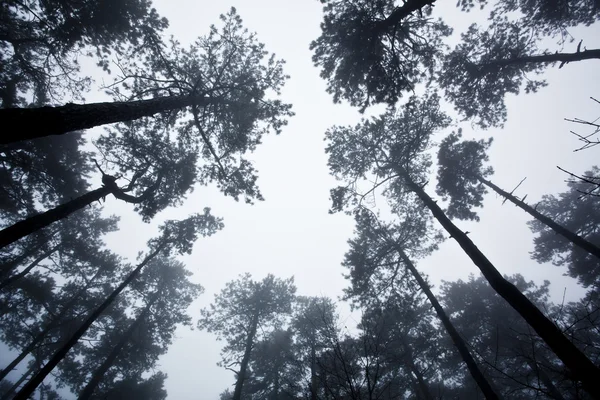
[78,296,157,400]
[526,358,565,400]
[0,186,111,250]
[233,312,260,400]
[397,249,502,400]
[13,242,167,400]
[0,94,211,144]
[477,175,600,260]
[0,244,60,290]
[396,166,600,399]
[0,364,34,400]
[0,268,105,383]
[398,334,434,400]
[310,345,318,400]
[481,48,600,69]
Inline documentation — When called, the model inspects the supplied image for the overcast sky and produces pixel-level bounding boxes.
[57,1,600,398]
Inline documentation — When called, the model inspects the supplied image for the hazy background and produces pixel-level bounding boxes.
[66,0,600,398]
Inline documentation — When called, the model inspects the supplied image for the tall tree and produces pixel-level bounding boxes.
[343,208,501,399]
[436,132,600,261]
[325,93,600,397]
[438,20,599,128]
[13,211,222,399]
[441,274,572,399]
[198,274,296,400]
[77,257,202,400]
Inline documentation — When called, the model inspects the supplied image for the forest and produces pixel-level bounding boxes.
[0,0,599,399]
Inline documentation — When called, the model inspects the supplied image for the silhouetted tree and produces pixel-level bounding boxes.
[325,93,600,396]
[436,132,600,260]
[199,274,296,400]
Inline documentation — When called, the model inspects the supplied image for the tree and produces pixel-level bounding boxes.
[198,274,296,400]
[0,0,168,107]
[310,0,450,110]
[436,132,600,261]
[13,211,222,399]
[438,20,599,128]
[528,167,600,287]
[441,274,573,399]
[77,257,202,400]
[343,208,501,399]
[325,93,600,397]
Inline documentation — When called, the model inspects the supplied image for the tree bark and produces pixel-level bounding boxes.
[77,296,157,400]
[477,175,600,260]
[398,334,434,400]
[397,249,502,400]
[233,312,260,400]
[0,186,111,250]
[396,166,600,399]
[0,94,211,144]
[13,242,167,400]
[0,244,60,290]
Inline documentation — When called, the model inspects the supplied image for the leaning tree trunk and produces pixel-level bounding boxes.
[396,166,600,399]
[0,186,111,250]
[0,94,212,144]
[477,175,600,260]
[0,244,60,290]
[78,295,157,400]
[481,48,600,69]
[0,267,106,382]
[0,364,35,400]
[525,357,565,400]
[233,312,260,400]
[13,242,167,400]
[397,248,502,400]
[398,333,434,400]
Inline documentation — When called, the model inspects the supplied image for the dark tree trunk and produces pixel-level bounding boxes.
[397,249,502,400]
[398,334,434,400]
[397,166,600,399]
[310,345,318,400]
[13,242,167,400]
[477,175,600,260]
[0,268,105,382]
[481,48,600,69]
[0,244,60,290]
[233,312,260,400]
[0,364,34,400]
[0,186,111,250]
[78,296,157,400]
[0,94,211,144]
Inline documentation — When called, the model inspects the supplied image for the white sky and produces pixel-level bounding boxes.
[7,1,599,399]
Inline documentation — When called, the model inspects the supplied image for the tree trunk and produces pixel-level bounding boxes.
[0,94,211,144]
[0,364,34,400]
[397,249,502,400]
[525,358,565,400]
[398,334,434,400]
[233,312,260,400]
[0,244,60,290]
[397,166,600,399]
[13,242,167,400]
[477,175,600,260]
[0,268,104,382]
[0,186,111,250]
[481,48,600,69]
[78,296,157,400]
[377,0,436,32]
[310,345,318,400]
